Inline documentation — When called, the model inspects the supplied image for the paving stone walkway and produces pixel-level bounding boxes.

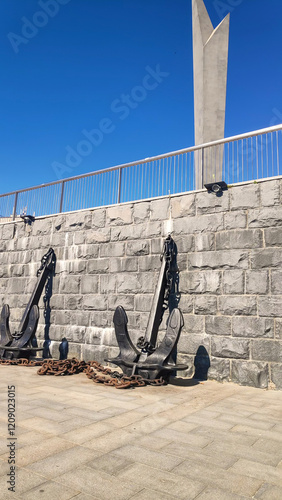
[0,365,281,500]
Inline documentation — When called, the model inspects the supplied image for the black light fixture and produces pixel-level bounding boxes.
[204,181,228,195]
[20,214,35,224]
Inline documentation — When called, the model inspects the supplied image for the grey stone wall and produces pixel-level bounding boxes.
[1,177,282,389]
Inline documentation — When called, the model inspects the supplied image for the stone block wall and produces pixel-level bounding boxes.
[0,177,282,389]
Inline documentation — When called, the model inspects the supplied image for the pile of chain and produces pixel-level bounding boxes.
[0,357,167,389]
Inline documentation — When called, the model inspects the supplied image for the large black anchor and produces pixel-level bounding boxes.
[107,236,187,380]
[0,248,55,359]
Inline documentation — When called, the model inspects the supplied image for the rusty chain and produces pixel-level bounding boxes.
[0,357,167,389]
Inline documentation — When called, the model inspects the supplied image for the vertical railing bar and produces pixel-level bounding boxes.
[12,192,18,221]
[59,181,65,213]
[117,167,122,204]
[276,131,280,174]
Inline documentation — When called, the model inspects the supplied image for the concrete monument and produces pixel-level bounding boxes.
[192,0,230,188]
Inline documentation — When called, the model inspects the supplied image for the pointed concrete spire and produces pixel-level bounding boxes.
[192,0,230,188]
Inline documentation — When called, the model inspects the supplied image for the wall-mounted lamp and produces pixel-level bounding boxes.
[20,214,35,224]
[204,181,228,195]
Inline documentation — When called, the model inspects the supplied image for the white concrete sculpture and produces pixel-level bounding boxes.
[192,0,230,188]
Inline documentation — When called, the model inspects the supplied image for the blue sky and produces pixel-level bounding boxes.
[1,0,282,193]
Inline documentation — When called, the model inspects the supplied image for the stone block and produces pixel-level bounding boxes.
[224,211,247,230]
[175,354,195,378]
[194,296,217,315]
[50,294,65,310]
[65,341,82,359]
[230,184,259,210]
[260,179,280,206]
[100,275,117,294]
[85,228,110,244]
[32,218,52,236]
[134,294,153,312]
[65,212,92,230]
[246,271,269,294]
[83,295,107,311]
[65,295,83,310]
[16,237,30,251]
[248,207,282,228]
[87,259,109,274]
[180,271,221,294]
[222,270,244,294]
[231,360,269,388]
[271,270,282,294]
[205,316,231,336]
[92,208,106,228]
[171,193,195,218]
[90,310,113,328]
[0,265,9,278]
[126,311,141,329]
[195,233,215,252]
[218,296,257,316]
[7,278,26,294]
[67,325,86,343]
[258,296,282,317]
[271,363,282,390]
[151,238,163,254]
[74,311,90,327]
[196,191,229,214]
[82,345,108,363]
[107,204,133,225]
[51,232,67,247]
[211,337,250,359]
[182,315,205,335]
[265,228,282,247]
[216,230,262,250]
[108,294,134,311]
[2,224,15,240]
[116,274,142,294]
[173,213,224,235]
[76,244,99,260]
[133,201,150,223]
[208,357,230,382]
[178,295,193,314]
[80,275,99,294]
[60,276,80,294]
[55,310,71,326]
[173,235,195,253]
[178,331,209,354]
[188,250,248,270]
[251,249,282,269]
[53,215,66,231]
[100,242,125,257]
[126,241,149,256]
[251,339,282,362]
[110,257,138,273]
[150,198,169,220]
[111,221,161,241]
[232,317,274,339]
[139,255,161,272]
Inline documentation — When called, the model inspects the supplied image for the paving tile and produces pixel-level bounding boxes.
[217,413,276,430]
[122,415,169,435]
[19,415,95,435]
[204,440,282,467]
[231,425,282,443]
[56,465,142,500]
[83,428,136,453]
[135,434,171,451]
[26,445,102,478]
[62,421,115,445]
[151,427,211,448]
[117,463,204,500]
[2,437,74,467]
[195,486,249,499]
[86,453,133,475]
[128,488,180,500]
[19,480,81,500]
[182,414,234,431]
[230,458,282,487]
[0,467,46,498]
[161,441,237,469]
[173,459,263,497]
[190,426,258,447]
[112,444,184,471]
[254,482,282,499]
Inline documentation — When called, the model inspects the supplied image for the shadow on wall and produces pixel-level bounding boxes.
[193,345,210,381]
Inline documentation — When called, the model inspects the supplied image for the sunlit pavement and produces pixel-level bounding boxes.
[0,365,282,500]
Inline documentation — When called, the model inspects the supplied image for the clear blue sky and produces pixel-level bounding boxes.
[1,0,282,193]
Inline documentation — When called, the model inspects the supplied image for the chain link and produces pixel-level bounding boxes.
[0,357,167,389]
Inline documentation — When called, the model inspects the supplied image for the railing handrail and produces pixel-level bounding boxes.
[1,123,282,199]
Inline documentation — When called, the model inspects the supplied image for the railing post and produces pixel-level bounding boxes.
[201,147,205,188]
[59,181,65,213]
[12,192,18,221]
[117,167,122,204]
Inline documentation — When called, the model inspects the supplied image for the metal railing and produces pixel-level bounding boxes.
[1,124,282,221]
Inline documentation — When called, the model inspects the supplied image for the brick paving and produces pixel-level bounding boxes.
[0,366,281,500]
